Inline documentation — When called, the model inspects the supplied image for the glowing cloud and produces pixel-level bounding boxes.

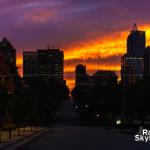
[16,25,150,88]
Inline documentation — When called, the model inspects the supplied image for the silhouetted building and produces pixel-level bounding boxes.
[121,54,143,83]
[0,51,15,93]
[23,51,38,78]
[144,46,150,78]
[122,63,136,85]
[0,37,16,67]
[23,48,64,82]
[0,51,8,74]
[127,23,145,55]
[0,37,18,78]
[0,38,17,93]
[92,70,118,86]
[0,51,8,90]
[121,24,145,85]
[75,64,88,86]
[37,48,64,81]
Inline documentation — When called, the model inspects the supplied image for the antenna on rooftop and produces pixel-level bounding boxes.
[133,23,138,31]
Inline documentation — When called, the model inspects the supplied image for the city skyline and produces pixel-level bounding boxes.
[14,25,150,88]
[1,24,150,88]
[1,0,150,87]
[121,24,145,85]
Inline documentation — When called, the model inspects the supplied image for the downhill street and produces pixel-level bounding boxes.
[16,100,150,150]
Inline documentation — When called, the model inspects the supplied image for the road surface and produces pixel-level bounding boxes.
[16,100,150,150]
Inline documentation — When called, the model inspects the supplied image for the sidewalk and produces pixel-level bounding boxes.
[0,127,50,150]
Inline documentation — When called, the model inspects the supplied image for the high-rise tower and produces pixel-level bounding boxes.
[23,47,64,82]
[121,24,145,85]
[127,23,145,54]
[0,37,16,67]
[23,51,38,78]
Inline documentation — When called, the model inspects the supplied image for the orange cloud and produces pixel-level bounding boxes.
[16,24,150,88]
[64,31,127,60]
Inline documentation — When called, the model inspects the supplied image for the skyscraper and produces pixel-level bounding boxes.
[0,51,8,75]
[0,37,16,67]
[23,51,38,78]
[0,51,9,90]
[23,47,64,82]
[0,38,17,93]
[0,37,18,78]
[121,24,145,85]
[37,48,64,81]
[127,23,146,54]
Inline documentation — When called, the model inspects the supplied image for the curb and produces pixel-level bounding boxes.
[0,128,50,150]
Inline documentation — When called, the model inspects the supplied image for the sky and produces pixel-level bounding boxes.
[1,0,150,88]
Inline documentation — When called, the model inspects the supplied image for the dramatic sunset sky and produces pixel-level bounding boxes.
[1,0,150,88]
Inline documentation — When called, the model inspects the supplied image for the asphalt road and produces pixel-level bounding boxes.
[15,100,150,150]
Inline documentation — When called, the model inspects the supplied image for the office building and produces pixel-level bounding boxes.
[23,51,38,78]
[121,24,145,85]
[127,23,145,54]
[37,48,64,81]
[23,47,64,82]
[0,37,16,67]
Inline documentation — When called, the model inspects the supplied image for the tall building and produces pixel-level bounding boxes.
[0,51,8,75]
[37,48,64,81]
[23,47,64,82]
[121,24,145,85]
[127,23,146,54]
[0,38,16,93]
[0,37,18,77]
[23,51,38,78]
[0,37,16,67]
[75,64,87,86]
[0,51,8,90]
[144,46,150,78]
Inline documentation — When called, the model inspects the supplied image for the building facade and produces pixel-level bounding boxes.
[0,38,17,93]
[0,38,16,66]
[127,24,145,55]
[37,49,64,81]
[121,24,145,85]
[23,48,64,82]
[23,51,38,78]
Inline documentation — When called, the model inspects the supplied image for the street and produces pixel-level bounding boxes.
[16,100,150,150]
